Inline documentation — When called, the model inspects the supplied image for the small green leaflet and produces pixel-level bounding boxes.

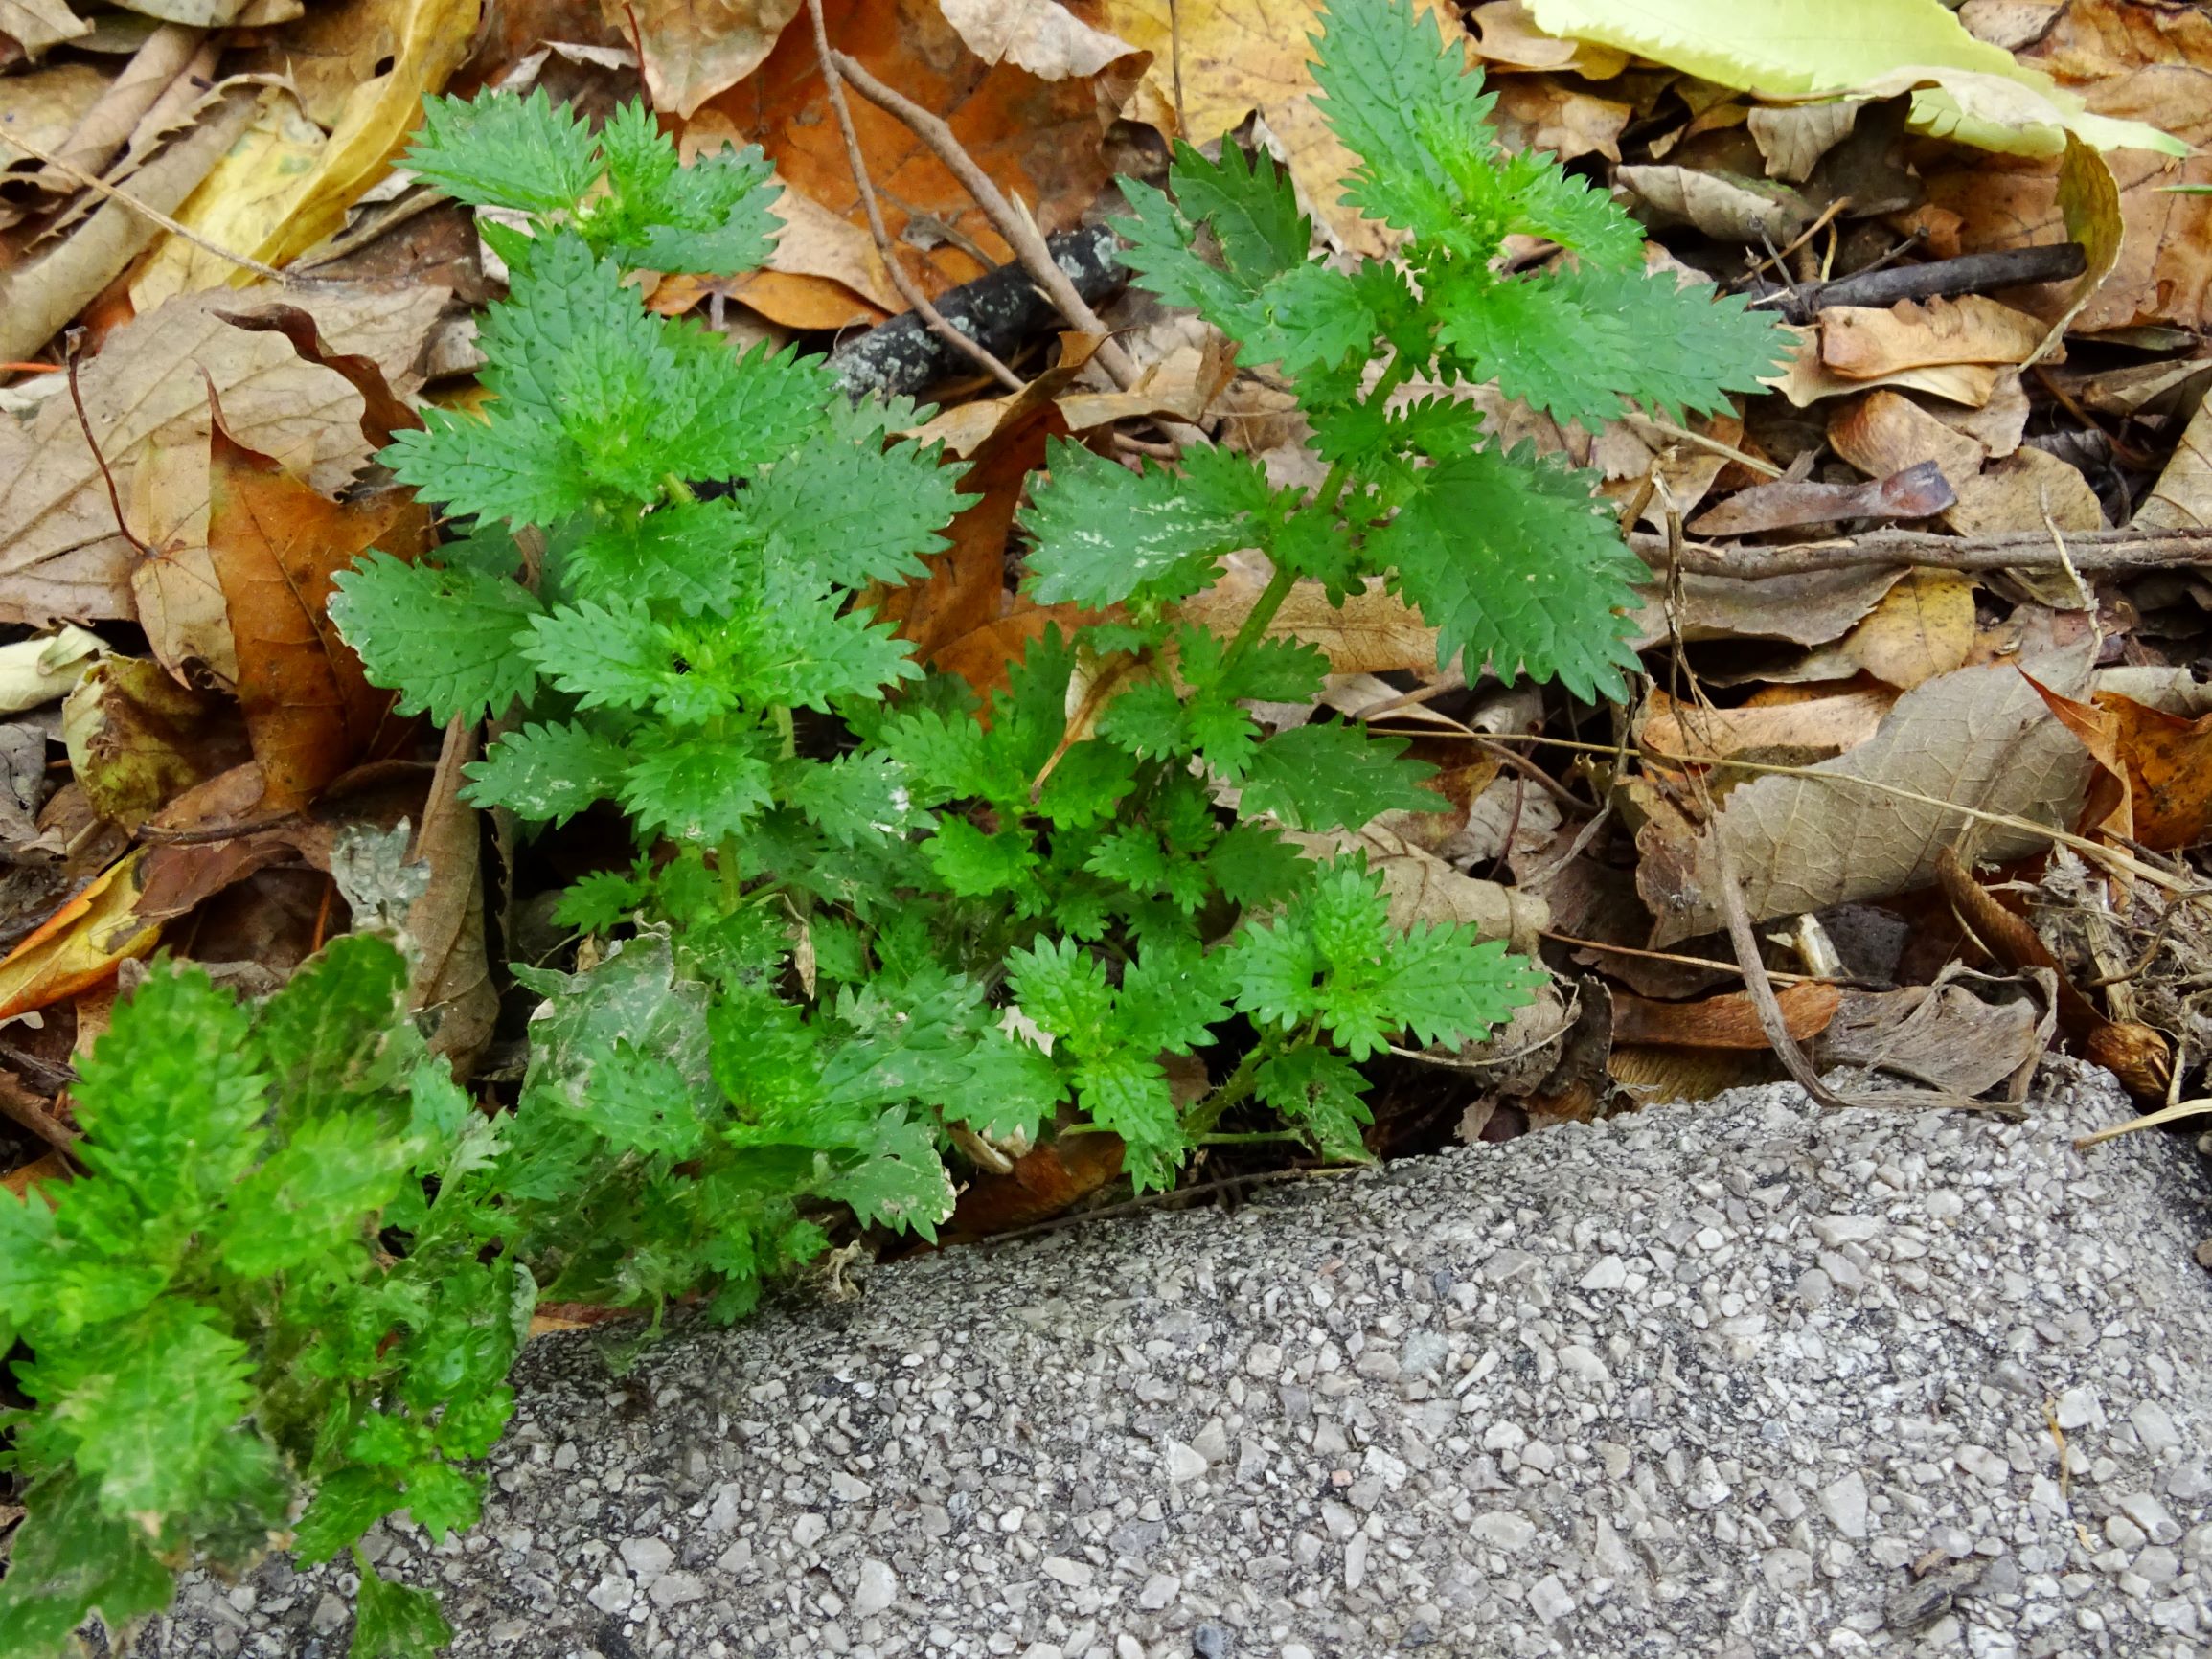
[351,1555,454,1659]
[331,552,543,727]
[1238,723,1442,831]
[1020,439,1241,607]
[464,720,631,825]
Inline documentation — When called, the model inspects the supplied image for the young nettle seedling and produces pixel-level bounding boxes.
[0,940,513,1658]
[0,9,1783,1650]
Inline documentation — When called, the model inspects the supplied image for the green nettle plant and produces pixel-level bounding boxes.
[0,1,1783,1652]
[0,940,513,1656]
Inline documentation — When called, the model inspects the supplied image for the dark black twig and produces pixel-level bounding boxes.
[830,223,1127,400]
[1746,241,2087,322]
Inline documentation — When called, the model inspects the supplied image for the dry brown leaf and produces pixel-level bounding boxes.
[0,83,260,366]
[1180,556,1440,675]
[1838,567,1978,691]
[1612,981,1841,1049]
[1820,977,2051,1101]
[2031,677,2212,852]
[0,60,110,161]
[1944,445,2105,536]
[0,0,91,57]
[1745,99,1864,183]
[1768,329,2005,408]
[1921,0,2212,335]
[58,655,250,828]
[206,394,432,810]
[1929,368,2029,455]
[1277,824,1546,953]
[1490,77,1631,163]
[1054,338,1239,433]
[0,284,445,626]
[1635,644,2098,946]
[878,339,1097,673]
[651,169,900,322]
[0,850,161,1024]
[2134,392,2212,531]
[1639,684,1896,768]
[1818,296,2051,380]
[407,721,495,1070]
[938,0,1137,80]
[1629,566,1908,651]
[1685,460,1954,536]
[1828,389,1989,493]
[1467,0,1627,74]
[1094,0,1455,256]
[703,0,1126,292]
[621,0,802,118]
[1613,165,1812,243]
[129,85,328,309]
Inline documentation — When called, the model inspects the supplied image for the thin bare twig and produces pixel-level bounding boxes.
[64,330,148,558]
[1539,928,1843,988]
[829,47,1140,389]
[0,129,290,283]
[1628,524,2212,580]
[137,810,303,845]
[807,0,1022,393]
[1622,413,1784,480]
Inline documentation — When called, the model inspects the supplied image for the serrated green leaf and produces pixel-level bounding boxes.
[0,1475,173,1656]
[397,1460,482,1543]
[1373,443,1643,701]
[71,965,267,1226]
[1312,0,1497,235]
[23,1300,254,1525]
[406,89,600,216]
[1238,723,1441,831]
[331,551,543,726]
[741,430,970,591]
[256,934,413,1126]
[1021,439,1242,608]
[523,598,677,712]
[293,1467,403,1566]
[815,1110,955,1240]
[351,1556,454,1659]
[622,736,774,844]
[219,1112,413,1278]
[464,720,631,825]
[1170,141,1311,284]
[1255,1045,1373,1161]
[557,499,748,617]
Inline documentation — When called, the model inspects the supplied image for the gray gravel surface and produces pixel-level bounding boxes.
[146,1060,2212,1659]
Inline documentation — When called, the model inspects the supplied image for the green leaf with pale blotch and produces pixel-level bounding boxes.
[1238,723,1441,831]
[331,551,543,726]
[351,1555,454,1659]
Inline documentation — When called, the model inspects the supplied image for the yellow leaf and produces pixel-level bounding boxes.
[1839,568,1977,691]
[233,0,478,274]
[131,86,329,310]
[1525,0,2183,156]
[0,850,163,1024]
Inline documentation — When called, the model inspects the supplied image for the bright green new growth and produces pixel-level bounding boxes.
[0,10,1783,1653]
[1103,0,1785,700]
[0,940,509,1659]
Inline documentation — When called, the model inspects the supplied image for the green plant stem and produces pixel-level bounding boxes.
[718,834,746,911]
[1217,459,1351,679]
[1199,1129,1305,1146]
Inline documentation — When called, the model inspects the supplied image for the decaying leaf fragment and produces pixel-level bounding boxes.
[205,389,434,810]
[1636,647,2098,946]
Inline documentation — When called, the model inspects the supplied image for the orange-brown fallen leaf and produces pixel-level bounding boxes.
[205,388,433,811]
[1611,982,1842,1050]
[2030,675,2212,852]
[699,0,1128,294]
[0,849,163,1024]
